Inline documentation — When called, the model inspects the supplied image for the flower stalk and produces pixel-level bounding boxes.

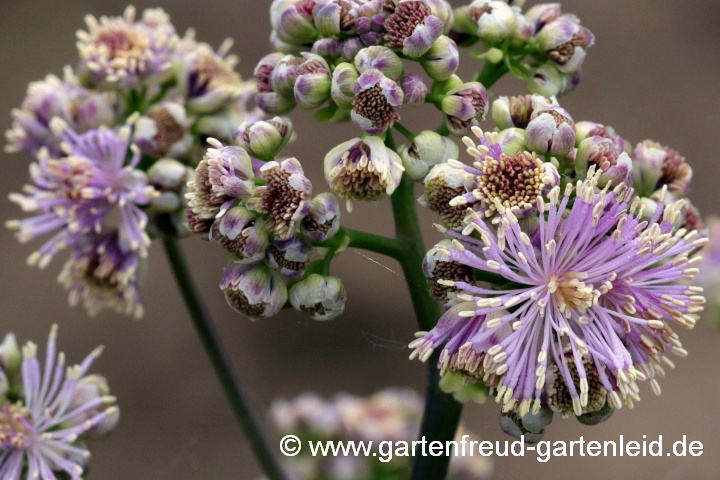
[162,238,289,480]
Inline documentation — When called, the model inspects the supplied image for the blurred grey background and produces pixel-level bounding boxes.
[1,0,719,478]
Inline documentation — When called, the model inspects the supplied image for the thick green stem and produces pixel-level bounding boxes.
[476,61,509,88]
[162,238,289,480]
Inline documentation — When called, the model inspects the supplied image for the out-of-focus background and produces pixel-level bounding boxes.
[1,0,719,478]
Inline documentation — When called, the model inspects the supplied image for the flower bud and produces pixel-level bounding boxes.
[468,0,517,42]
[69,375,119,438]
[0,334,21,379]
[497,127,527,157]
[420,163,468,229]
[438,372,488,404]
[355,46,404,80]
[269,55,303,97]
[148,158,192,214]
[632,140,693,196]
[220,263,288,319]
[325,136,404,200]
[134,102,193,158]
[267,235,313,281]
[312,38,344,59]
[527,63,572,98]
[255,53,284,93]
[233,117,293,160]
[351,69,403,135]
[275,1,317,45]
[331,63,360,109]
[524,3,562,32]
[420,35,459,81]
[575,137,632,187]
[313,0,357,37]
[525,104,575,155]
[400,130,459,180]
[255,53,296,115]
[441,82,489,135]
[384,0,445,57]
[252,158,312,238]
[575,121,630,154]
[400,74,428,106]
[423,240,473,301]
[492,94,553,130]
[302,192,341,242]
[342,37,365,61]
[289,274,347,321]
[211,204,270,263]
[294,54,332,109]
[535,16,594,74]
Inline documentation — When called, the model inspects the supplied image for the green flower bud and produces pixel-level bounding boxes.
[233,116,293,160]
[289,273,346,321]
[355,46,404,80]
[331,62,360,109]
[399,130,459,181]
[0,333,21,379]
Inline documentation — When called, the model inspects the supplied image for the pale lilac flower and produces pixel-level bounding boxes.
[313,0,361,37]
[354,46,404,79]
[250,158,312,239]
[447,127,560,219]
[185,139,255,234]
[76,6,178,88]
[491,95,554,131]
[274,0,318,45]
[324,136,404,200]
[0,325,118,480]
[266,235,313,281]
[255,53,297,115]
[384,1,445,57]
[5,74,116,157]
[574,121,631,154]
[351,69,403,135]
[210,204,270,264]
[419,162,469,229]
[410,172,707,418]
[525,104,576,156]
[134,101,193,158]
[632,140,693,197]
[423,240,473,301]
[575,136,632,187]
[441,82,489,136]
[301,193,341,242]
[220,263,288,319]
[534,14,594,74]
[8,122,156,268]
[58,232,145,318]
[175,38,247,114]
[294,54,333,109]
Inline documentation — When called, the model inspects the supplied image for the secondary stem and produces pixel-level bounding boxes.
[162,238,289,480]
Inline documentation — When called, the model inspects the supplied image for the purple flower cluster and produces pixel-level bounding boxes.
[412,163,707,418]
[6,6,261,318]
[265,388,493,480]
[186,138,345,320]
[0,326,118,479]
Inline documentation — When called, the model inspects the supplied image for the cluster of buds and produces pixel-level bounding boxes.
[187,136,346,321]
[265,388,493,480]
[0,327,119,479]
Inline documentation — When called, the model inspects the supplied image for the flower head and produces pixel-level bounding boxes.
[447,127,560,219]
[423,240,473,301]
[220,262,288,319]
[5,74,116,157]
[325,136,404,201]
[210,204,270,264]
[294,54,333,109]
[351,70,404,135]
[411,171,706,418]
[185,139,254,234]
[575,136,632,187]
[176,39,247,114]
[266,236,313,281]
[134,101,193,158]
[468,0,517,42]
[0,325,118,480]
[384,1,445,57]
[491,95,553,131]
[8,122,156,267]
[289,274,347,320]
[251,158,312,239]
[420,163,469,229]
[76,6,178,88]
[400,74,428,106]
[632,140,693,197]
[58,232,145,318]
[301,193,341,242]
[534,14,594,74]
